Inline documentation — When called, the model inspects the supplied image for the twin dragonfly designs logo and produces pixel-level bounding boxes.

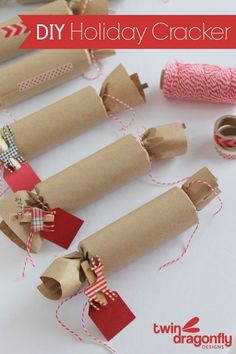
[153,317,232,350]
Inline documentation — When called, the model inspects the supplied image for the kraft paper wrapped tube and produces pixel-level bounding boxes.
[0,0,72,63]
[0,122,187,253]
[2,65,147,159]
[37,167,220,300]
[0,48,114,107]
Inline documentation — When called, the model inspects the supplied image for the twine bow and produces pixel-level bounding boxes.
[0,125,25,172]
[84,256,117,310]
[16,205,56,277]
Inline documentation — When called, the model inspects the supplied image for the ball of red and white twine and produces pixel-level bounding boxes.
[214,115,236,160]
[162,62,236,105]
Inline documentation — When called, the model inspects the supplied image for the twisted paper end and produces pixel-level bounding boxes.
[142,123,187,160]
[38,251,86,300]
[100,64,147,114]
[182,167,220,211]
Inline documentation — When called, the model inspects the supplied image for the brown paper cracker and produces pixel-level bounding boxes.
[8,87,107,159]
[35,135,150,211]
[0,48,115,107]
[38,186,198,299]
[38,167,220,300]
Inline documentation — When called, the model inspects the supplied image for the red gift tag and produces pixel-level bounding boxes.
[89,292,135,341]
[3,162,41,192]
[41,208,84,249]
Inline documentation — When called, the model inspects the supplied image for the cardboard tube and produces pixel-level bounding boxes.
[79,187,198,275]
[0,123,187,252]
[8,87,108,160]
[0,135,150,253]
[0,49,114,107]
[3,64,147,159]
[0,0,72,63]
[38,167,219,300]
[35,135,151,211]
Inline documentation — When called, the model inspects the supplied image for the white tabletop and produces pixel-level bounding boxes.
[0,1,236,354]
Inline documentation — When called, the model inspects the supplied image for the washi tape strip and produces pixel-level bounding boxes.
[214,115,236,160]
[18,63,73,92]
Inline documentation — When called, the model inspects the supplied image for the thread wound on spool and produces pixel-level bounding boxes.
[162,62,236,104]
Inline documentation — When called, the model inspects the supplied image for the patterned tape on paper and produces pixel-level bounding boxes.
[18,63,73,92]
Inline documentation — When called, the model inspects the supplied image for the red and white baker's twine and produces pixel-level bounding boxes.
[56,290,83,342]
[80,0,89,14]
[80,0,104,81]
[21,207,55,277]
[163,62,236,104]
[22,232,35,278]
[136,125,188,187]
[148,159,187,187]
[83,50,104,81]
[56,291,117,353]
[81,302,117,354]
[159,179,223,270]
[103,94,137,137]
[56,255,117,352]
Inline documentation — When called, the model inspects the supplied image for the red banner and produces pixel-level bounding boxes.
[17,15,236,49]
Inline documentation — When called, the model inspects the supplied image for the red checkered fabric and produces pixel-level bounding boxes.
[31,207,44,233]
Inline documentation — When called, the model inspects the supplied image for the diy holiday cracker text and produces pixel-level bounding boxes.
[19,15,236,49]
[34,21,231,45]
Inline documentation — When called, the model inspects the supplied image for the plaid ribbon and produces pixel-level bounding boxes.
[17,206,55,233]
[0,125,25,172]
[84,256,117,310]
[31,207,44,233]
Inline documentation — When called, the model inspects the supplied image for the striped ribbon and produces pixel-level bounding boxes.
[84,256,117,311]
